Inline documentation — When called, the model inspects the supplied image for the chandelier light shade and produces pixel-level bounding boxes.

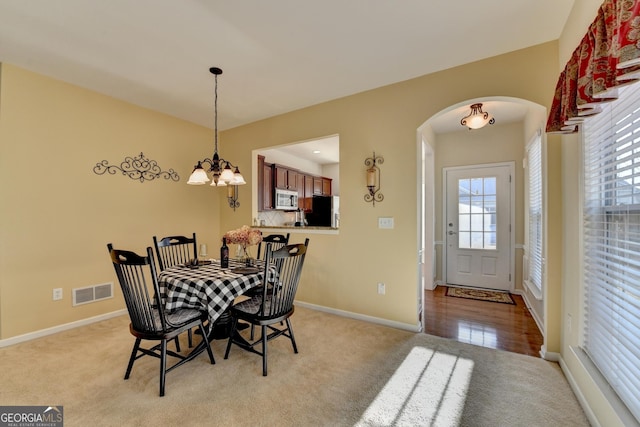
[460,103,495,130]
[187,67,246,188]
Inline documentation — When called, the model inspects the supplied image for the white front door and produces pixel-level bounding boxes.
[444,164,513,291]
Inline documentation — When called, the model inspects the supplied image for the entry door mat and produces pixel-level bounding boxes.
[445,286,516,305]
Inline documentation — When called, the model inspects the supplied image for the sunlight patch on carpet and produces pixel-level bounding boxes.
[355,346,474,426]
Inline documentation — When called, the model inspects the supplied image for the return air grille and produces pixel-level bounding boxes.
[73,282,113,306]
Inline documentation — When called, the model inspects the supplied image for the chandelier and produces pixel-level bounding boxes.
[460,103,495,130]
[187,67,246,187]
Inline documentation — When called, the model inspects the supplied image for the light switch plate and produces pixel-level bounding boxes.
[378,217,394,229]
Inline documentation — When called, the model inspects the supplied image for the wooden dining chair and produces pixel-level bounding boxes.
[246,233,291,338]
[107,243,215,396]
[152,233,198,271]
[256,233,290,260]
[153,233,198,346]
[224,239,309,376]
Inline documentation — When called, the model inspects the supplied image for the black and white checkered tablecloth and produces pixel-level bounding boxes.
[158,259,263,324]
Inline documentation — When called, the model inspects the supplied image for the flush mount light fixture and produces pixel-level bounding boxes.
[460,103,495,130]
[187,67,246,189]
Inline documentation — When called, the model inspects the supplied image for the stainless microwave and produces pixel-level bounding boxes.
[275,188,298,210]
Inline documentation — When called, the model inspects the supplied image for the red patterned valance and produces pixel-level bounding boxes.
[546,0,640,133]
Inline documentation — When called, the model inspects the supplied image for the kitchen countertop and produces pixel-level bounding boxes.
[253,225,338,230]
[252,225,339,234]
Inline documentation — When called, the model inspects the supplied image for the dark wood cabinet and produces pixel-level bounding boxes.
[258,155,273,211]
[322,177,332,195]
[296,173,305,209]
[313,177,323,195]
[301,174,314,211]
[258,157,333,212]
[274,165,298,190]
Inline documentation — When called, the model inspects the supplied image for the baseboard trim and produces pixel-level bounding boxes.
[3,302,420,348]
[539,345,560,362]
[295,300,420,332]
[512,288,545,338]
[559,352,601,427]
[0,309,127,348]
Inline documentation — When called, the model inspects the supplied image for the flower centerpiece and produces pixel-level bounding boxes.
[223,225,263,265]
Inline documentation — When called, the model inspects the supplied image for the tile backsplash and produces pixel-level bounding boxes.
[255,210,297,227]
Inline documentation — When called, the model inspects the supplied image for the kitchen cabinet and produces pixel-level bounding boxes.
[322,177,332,195]
[257,155,273,211]
[258,157,333,212]
[296,173,305,209]
[313,177,323,195]
[312,177,332,196]
[274,165,298,190]
[301,174,314,211]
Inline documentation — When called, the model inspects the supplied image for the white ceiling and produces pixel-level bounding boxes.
[0,1,574,134]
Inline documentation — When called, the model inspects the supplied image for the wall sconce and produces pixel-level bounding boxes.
[460,103,495,130]
[227,185,240,211]
[364,151,384,206]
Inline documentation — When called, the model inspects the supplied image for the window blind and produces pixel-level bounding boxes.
[582,82,640,423]
[526,132,543,294]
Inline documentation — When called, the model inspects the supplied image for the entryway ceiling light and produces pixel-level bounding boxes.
[461,103,495,130]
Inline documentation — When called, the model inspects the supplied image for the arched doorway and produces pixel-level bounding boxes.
[416,96,548,353]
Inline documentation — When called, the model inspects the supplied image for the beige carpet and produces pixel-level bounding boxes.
[0,306,588,426]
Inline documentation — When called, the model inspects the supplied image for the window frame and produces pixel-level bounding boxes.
[524,129,544,300]
[581,82,640,423]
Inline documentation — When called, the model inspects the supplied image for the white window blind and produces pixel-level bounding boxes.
[582,82,640,423]
[526,132,543,295]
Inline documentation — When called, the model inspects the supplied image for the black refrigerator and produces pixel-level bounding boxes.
[307,195,333,227]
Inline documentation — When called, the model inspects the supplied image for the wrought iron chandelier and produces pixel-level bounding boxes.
[460,103,495,130]
[187,67,246,187]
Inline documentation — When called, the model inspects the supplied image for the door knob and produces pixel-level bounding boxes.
[448,230,457,235]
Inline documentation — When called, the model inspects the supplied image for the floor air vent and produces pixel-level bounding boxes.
[73,282,113,306]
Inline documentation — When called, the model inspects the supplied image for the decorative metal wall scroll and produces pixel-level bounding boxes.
[365,151,384,206]
[93,152,179,183]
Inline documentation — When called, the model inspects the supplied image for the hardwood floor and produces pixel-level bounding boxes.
[423,285,544,357]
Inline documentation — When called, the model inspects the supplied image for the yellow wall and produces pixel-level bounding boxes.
[0,6,630,422]
[0,42,559,337]
[219,41,559,328]
[0,64,224,338]
[557,1,631,426]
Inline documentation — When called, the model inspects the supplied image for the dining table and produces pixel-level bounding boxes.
[157,258,263,340]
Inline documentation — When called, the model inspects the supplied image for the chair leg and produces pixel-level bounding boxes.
[224,317,239,359]
[124,338,141,380]
[198,323,216,364]
[286,318,298,354]
[188,328,193,347]
[174,337,181,353]
[250,325,255,340]
[159,339,167,397]
[262,325,268,376]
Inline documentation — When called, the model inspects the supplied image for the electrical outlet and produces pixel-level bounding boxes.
[53,288,63,301]
[378,217,394,229]
[377,282,386,295]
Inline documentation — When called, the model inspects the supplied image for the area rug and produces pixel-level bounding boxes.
[445,286,516,304]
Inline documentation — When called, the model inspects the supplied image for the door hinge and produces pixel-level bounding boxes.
[509,273,512,281]
[509,174,512,183]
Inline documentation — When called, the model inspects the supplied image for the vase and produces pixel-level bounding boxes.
[239,244,255,267]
